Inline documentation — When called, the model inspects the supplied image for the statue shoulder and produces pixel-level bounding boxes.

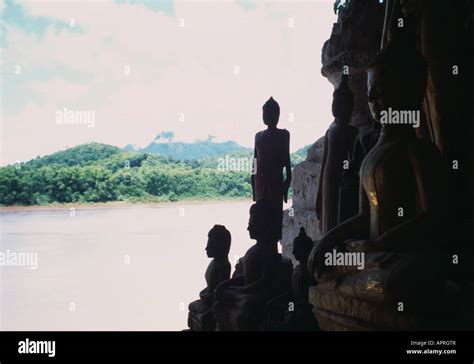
[279,128,290,139]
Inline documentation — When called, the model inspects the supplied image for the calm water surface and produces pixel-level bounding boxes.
[0,200,289,331]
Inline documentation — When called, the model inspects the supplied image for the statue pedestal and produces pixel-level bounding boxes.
[264,296,319,331]
[188,297,214,331]
[213,256,293,331]
[309,252,473,330]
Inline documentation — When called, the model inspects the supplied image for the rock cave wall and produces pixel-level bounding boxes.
[281,0,384,259]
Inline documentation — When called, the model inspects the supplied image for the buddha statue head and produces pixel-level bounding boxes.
[206,225,231,259]
[367,37,427,124]
[332,74,354,124]
[247,198,281,243]
[262,97,280,127]
[292,227,313,265]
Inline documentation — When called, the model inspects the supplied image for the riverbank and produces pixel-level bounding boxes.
[0,197,257,213]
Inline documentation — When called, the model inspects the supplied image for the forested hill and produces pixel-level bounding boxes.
[25,143,123,168]
[0,143,250,205]
[0,142,312,206]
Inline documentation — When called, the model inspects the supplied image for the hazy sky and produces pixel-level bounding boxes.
[1,0,337,165]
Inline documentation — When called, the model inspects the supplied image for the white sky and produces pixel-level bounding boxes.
[0,0,337,165]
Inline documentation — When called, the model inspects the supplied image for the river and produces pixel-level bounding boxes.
[0,199,292,331]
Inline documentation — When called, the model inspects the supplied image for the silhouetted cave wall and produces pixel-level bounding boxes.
[282,0,473,260]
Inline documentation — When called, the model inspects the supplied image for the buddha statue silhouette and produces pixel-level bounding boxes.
[213,198,292,331]
[316,74,358,234]
[251,97,292,240]
[263,227,319,330]
[187,225,231,331]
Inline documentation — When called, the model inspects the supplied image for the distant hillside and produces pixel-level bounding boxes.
[0,140,314,206]
[0,142,252,206]
[124,132,251,160]
[26,143,122,168]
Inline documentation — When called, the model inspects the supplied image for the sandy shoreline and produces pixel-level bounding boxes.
[0,198,256,213]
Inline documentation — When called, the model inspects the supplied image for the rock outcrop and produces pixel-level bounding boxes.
[321,0,384,131]
[281,137,324,262]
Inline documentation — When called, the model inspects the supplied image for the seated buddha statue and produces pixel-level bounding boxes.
[263,227,319,330]
[188,225,231,331]
[213,198,292,331]
[307,35,457,330]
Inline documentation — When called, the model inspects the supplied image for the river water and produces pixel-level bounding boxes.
[0,199,289,331]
